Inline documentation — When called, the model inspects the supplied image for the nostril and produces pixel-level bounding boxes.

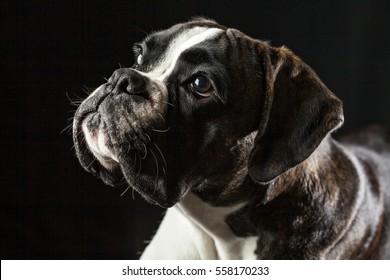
[107,68,149,97]
[115,76,130,93]
[128,74,146,94]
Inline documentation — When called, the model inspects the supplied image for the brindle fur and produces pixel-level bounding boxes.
[197,128,390,259]
[73,18,390,259]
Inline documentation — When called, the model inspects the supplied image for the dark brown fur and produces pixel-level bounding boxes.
[193,22,390,259]
[73,19,390,259]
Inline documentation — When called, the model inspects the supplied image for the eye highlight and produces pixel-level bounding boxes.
[136,54,143,65]
[189,75,214,98]
[132,44,143,68]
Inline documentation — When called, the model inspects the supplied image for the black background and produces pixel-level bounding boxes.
[1,0,389,259]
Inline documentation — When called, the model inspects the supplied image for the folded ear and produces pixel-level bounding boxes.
[248,45,344,183]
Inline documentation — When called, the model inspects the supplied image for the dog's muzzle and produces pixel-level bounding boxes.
[72,68,174,206]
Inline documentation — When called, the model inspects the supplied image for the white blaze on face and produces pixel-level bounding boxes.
[141,27,223,82]
[132,26,224,120]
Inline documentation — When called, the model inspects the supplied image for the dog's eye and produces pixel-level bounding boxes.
[189,75,213,98]
[136,54,143,65]
[132,44,143,68]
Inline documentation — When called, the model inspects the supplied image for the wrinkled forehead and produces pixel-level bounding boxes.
[138,23,225,80]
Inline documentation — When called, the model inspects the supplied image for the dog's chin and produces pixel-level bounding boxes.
[74,145,182,207]
[97,156,184,208]
[130,173,185,208]
[74,127,184,208]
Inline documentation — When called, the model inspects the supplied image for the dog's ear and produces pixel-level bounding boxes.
[248,45,344,183]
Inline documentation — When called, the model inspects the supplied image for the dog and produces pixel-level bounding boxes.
[73,18,390,259]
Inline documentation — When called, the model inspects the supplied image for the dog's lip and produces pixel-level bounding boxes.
[81,118,120,166]
[73,88,117,176]
[74,113,125,187]
[73,111,98,174]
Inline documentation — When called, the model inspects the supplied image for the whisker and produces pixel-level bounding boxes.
[140,142,147,160]
[150,148,159,183]
[129,24,148,35]
[65,92,79,103]
[70,130,84,150]
[121,181,136,197]
[156,112,166,124]
[83,85,95,92]
[132,186,135,200]
[86,158,96,170]
[65,92,84,107]
[81,86,93,95]
[153,143,167,167]
[136,154,143,177]
[73,91,87,101]
[124,136,132,155]
[151,127,170,133]
[70,101,83,106]
[60,123,73,135]
[127,142,131,155]
[144,132,151,142]
[162,166,167,181]
[133,153,138,170]
[121,185,131,197]
[65,91,73,103]
[162,101,174,107]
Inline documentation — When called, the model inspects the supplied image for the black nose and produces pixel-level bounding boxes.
[107,68,148,97]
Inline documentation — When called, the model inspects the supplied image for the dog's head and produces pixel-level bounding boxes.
[73,18,343,207]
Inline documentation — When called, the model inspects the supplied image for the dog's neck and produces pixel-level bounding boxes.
[187,134,382,259]
[192,133,338,206]
[262,137,339,204]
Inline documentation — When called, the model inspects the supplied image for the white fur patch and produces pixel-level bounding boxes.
[142,27,223,82]
[82,121,119,169]
[141,193,257,260]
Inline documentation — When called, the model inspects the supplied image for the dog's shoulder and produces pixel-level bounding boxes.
[337,125,390,153]
[337,125,390,196]
[337,126,390,259]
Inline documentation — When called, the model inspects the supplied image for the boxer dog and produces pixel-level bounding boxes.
[73,18,390,259]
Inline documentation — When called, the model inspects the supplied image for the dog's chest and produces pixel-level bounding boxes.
[141,192,257,259]
[177,193,258,259]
